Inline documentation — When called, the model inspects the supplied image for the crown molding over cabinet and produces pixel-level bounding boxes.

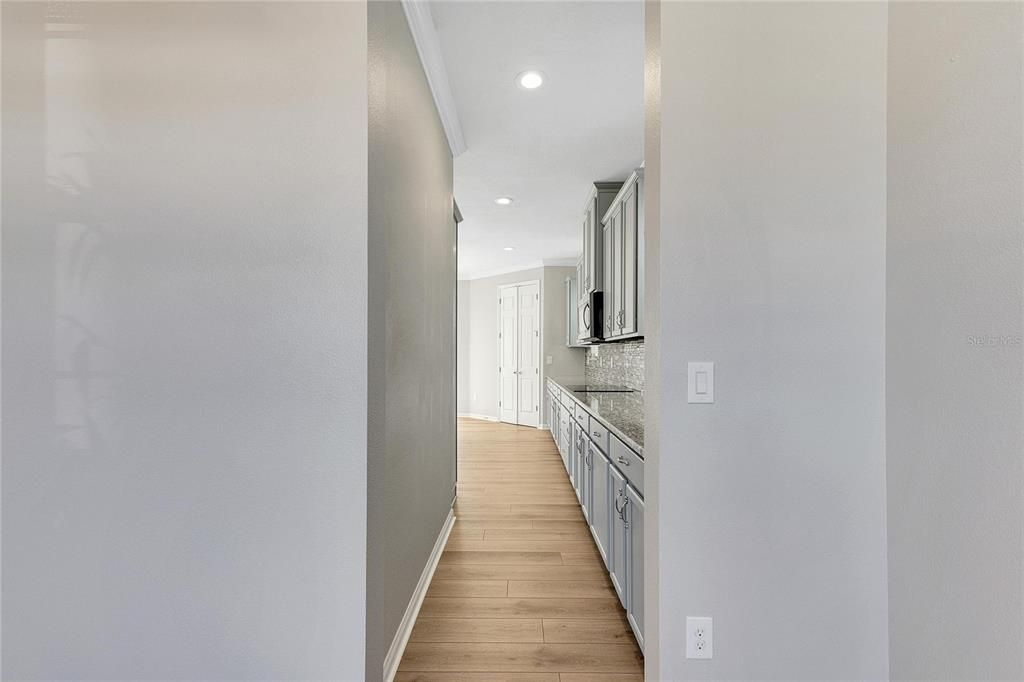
[401,0,468,157]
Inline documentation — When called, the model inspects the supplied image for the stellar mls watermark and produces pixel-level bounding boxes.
[967,334,1023,348]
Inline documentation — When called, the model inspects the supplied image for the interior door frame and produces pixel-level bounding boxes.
[496,278,543,427]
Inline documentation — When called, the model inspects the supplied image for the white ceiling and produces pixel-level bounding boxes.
[430,1,644,280]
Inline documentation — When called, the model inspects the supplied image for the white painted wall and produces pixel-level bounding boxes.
[655,3,889,678]
[1,3,368,679]
[886,4,1024,678]
[457,280,472,415]
[459,266,584,422]
[642,0,662,675]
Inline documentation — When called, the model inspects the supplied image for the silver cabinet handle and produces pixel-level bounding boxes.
[593,430,601,437]
[614,495,627,519]
[617,456,630,466]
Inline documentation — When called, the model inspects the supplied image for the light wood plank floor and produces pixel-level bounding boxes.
[396,418,644,682]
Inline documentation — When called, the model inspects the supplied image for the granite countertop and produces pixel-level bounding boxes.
[548,376,645,455]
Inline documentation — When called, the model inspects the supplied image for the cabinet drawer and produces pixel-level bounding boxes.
[589,421,609,454]
[609,434,644,496]
[573,403,590,428]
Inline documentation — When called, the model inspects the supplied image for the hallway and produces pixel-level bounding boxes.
[396,418,644,680]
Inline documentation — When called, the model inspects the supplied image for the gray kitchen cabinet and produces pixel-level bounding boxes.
[611,204,624,335]
[601,169,644,340]
[559,403,572,469]
[544,379,643,651]
[609,464,628,606]
[570,420,580,493]
[625,483,645,650]
[579,434,593,524]
[602,207,617,338]
[576,428,586,510]
[620,180,639,336]
[574,257,590,345]
[575,256,585,307]
[565,275,587,348]
[589,441,612,568]
[577,300,592,346]
[580,182,623,303]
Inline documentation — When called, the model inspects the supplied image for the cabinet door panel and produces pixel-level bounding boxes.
[581,210,592,298]
[602,216,616,339]
[565,276,577,347]
[590,445,612,568]
[578,301,592,342]
[580,437,592,523]
[626,484,645,651]
[608,466,627,606]
[611,207,624,337]
[621,182,638,335]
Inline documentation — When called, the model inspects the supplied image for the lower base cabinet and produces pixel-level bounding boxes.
[579,433,592,523]
[608,465,628,605]
[625,483,645,649]
[546,382,644,654]
[590,442,611,567]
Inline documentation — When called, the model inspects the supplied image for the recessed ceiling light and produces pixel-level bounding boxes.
[503,247,515,252]
[494,196,514,206]
[516,70,545,90]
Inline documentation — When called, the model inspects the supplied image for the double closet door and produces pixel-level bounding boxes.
[498,282,541,427]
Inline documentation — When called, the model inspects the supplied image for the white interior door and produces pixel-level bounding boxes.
[498,286,518,424]
[497,281,541,427]
[516,283,540,427]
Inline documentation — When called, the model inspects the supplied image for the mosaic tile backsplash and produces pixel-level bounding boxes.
[586,339,645,391]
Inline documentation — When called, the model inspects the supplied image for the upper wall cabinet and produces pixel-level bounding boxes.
[565,273,587,348]
[602,169,644,341]
[580,182,625,304]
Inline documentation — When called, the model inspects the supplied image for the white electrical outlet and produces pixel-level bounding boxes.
[686,616,713,659]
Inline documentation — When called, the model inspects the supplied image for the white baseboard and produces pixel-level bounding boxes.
[382,508,456,682]
[458,412,499,422]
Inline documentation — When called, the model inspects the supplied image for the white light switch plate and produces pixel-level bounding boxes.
[686,616,713,659]
[687,362,715,403]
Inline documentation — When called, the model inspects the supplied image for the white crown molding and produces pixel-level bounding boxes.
[401,0,467,157]
[458,258,581,281]
[458,260,545,281]
[542,257,579,268]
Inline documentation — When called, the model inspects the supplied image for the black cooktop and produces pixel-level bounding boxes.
[563,384,634,393]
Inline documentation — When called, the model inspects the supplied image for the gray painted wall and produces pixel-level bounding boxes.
[459,266,585,421]
[1,2,369,679]
[886,4,1024,678]
[367,2,457,679]
[657,3,889,678]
